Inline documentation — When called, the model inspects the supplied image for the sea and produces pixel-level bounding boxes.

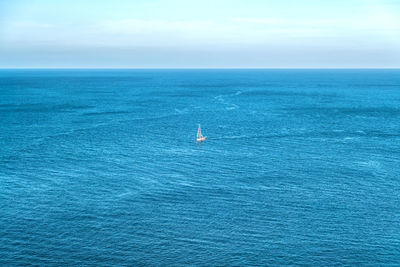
[1,69,399,266]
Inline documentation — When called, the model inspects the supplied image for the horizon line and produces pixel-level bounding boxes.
[0,67,399,70]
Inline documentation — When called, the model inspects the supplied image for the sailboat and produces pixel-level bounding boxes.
[196,124,207,142]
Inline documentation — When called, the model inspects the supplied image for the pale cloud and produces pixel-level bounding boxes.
[1,0,399,67]
[4,15,399,49]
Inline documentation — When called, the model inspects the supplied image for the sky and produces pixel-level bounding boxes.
[0,0,399,68]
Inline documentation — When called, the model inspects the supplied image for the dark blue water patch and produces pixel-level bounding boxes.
[239,89,338,97]
[82,111,131,116]
[0,103,93,113]
[286,106,400,117]
[0,69,400,266]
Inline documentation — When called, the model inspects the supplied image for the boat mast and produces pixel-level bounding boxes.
[197,124,202,139]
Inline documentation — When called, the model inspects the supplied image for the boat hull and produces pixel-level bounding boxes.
[197,137,207,142]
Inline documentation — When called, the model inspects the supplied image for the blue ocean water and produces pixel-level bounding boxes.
[0,69,399,265]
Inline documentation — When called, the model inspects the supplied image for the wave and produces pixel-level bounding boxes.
[174,108,189,114]
[213,95,240,110]
[226,105,238,110]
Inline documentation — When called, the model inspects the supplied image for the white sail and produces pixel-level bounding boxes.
[197,125,202,139]
[196,124,206,142]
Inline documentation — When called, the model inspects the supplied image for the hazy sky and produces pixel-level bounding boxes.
[0,0,399,68]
